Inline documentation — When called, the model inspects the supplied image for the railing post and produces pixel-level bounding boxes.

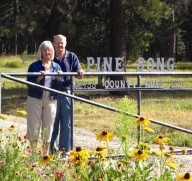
[71,76,74,150]
[137,75,142,143]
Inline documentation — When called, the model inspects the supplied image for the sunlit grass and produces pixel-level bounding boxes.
[1,56,192,147]
[73,95,192,147]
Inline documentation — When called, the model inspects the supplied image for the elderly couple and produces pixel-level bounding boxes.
[26,34,84,157]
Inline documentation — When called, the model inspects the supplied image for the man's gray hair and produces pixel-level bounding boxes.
[37,41,55,60]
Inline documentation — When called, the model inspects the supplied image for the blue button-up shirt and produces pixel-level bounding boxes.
[27,60,63,99]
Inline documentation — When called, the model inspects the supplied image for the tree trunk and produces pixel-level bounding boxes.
[109,0,126,95]
[13,0,19,55]
[168,9,176,60]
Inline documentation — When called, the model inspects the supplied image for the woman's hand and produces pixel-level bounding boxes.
[56,70,63,81]
[37,71,46,82]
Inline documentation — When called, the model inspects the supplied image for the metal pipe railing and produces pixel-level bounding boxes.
[2,72,192,76]
[1,73,192,135]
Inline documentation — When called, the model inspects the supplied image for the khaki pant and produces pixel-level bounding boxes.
[27,95,57,142]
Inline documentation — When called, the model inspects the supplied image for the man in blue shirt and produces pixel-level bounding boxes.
[50,34,84,155]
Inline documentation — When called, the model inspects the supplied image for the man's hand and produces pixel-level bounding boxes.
[77,69,84,79]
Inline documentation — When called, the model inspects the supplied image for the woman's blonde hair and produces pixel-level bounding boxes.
[37,41,55,60]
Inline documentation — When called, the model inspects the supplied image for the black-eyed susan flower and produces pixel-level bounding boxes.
[30,167,37,173]
[40,155,53,165]
[96,131,114,142]
[129,149,149,161]
[143,127,155,133]
[177,173,192,181]
[153,136,169,144]
[0,128,5,133]
[135,116,150,127]
[16,110,27,116]
[166,160,177,170]
[0,114,8,120]
[69,147,89,166]
[79,148,89,159]
[8,125,16,131]
[92,146,106,157]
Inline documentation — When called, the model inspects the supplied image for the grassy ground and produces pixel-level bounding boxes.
[1,55,192,147]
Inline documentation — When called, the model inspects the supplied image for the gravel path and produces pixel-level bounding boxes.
[1,116,192,173]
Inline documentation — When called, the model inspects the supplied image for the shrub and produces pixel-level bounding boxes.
[5,61,22,68]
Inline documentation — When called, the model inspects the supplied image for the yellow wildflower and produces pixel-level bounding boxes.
[151,150,162,156]
[92,146,106,157]
[153,136,169,144]
[135,116,150,127]
[166,160,177,170]
[129,149,149,161]
[96,131,114,142]
[0,114,8,120]
[30,167,37,173]
[16,110,27,116]
[143,127,155,133]
[0,129,5,133]
[8,125,16,131]
[164,152,174,158]
[70,147,89,166]
[40,155,53,165]
[177,173,192,181]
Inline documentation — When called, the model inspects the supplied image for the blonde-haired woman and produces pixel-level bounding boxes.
[27,40,63,157]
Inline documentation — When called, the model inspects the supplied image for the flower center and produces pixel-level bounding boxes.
[76,147,82,152]
[76,156,80,160]
[184,173,190,179]
[43,156,48,160]
[96,147,103,151]
[139,117,144,121]
[102,131,107,135]
[159,136,163,139]
[138,150,143,154]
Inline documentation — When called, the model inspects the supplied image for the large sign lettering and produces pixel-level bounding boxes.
[75,57,185,90]
[86,57,174,72]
